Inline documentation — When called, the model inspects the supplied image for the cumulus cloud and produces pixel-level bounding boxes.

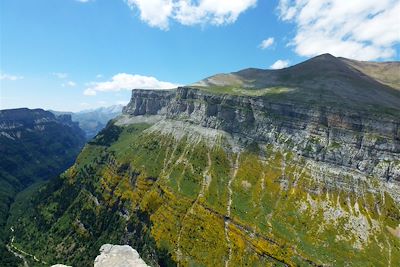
[124,0,257,30]
[270,59,290,69]
[259,37,274,49]
[0,73,23,81]
[278,0,400,60]
[84,73,179,96]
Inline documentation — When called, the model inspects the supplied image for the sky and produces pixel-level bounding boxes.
[1,0,399,112]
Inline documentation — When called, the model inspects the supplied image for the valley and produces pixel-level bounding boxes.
[0,109,86,266]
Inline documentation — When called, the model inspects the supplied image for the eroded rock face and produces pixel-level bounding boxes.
[122,89,175,116]
[122,87,400,186]
[94,244,149,267]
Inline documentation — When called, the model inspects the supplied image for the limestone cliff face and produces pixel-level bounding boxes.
[0,108,82,137]
[123,87,400,186]
[123,89,175,116]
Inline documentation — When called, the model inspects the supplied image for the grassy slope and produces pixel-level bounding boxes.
[340,58,400,90]
[192,54,400,117]
[9,121,400,266]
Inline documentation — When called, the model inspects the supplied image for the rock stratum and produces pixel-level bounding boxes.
[8,54,400,266]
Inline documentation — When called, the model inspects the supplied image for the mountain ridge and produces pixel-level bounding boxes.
[50,105,124,138]
[192,54,400,114]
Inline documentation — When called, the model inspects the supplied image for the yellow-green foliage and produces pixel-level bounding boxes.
[113,123,399,266]
[205,147,231,214]
[45,122,400,267]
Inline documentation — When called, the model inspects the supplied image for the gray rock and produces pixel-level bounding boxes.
[122,87,400,185]
[94,244,149,267]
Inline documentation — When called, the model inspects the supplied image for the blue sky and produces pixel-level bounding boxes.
[1,0,399,111]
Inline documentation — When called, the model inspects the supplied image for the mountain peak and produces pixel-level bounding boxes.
[190,54,400,115]
[311,53,336,60]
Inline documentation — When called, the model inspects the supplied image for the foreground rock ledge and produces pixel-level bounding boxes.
[95,244,149,267]
[51,244,149,267]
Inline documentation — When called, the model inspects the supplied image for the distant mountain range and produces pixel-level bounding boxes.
[50,104,124,139]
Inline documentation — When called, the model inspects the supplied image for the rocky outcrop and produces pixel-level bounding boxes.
[51,244,149,267]
[123,89,175,116]
[94,244,149,267]
[122,87,400,184]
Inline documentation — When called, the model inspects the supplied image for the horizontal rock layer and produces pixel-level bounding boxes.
[123,87,400,184]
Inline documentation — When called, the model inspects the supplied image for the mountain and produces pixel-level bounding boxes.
[192,54,400,115]
[8,55,400,266]
[0,108,86,266]
[51,105,124,139]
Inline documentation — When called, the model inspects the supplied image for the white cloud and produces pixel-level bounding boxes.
[125,0,173,30]
[84,73,179,96]
[76,0,91,3]
[67,81,76,87]
[124,0,257,30]
[259,37,274,49]
[52,72,68,79]
[270,59,290,69]
[96,74,103,79]
[84,88,97,96]
[62,81,77,87]
[278,0,400,60]
[0,73,23,81]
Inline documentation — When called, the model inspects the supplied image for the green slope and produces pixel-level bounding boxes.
[9,119,400,266]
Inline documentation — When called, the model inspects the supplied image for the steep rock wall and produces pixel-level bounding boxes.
[123,87,400,184]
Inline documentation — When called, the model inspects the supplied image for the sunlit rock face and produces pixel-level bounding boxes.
[94,244,149,267]
[51,245,149,267]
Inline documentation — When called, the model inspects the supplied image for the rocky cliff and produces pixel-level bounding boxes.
[123,86,400,188]
[8,55,400,267]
